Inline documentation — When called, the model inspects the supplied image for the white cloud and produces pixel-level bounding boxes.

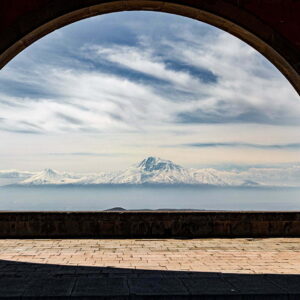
[87,44,208,94]
[0,12,299,173]
[171,32,300,124]
[0,67,176,133]
[1,17,299,135]
[81,30,300,126]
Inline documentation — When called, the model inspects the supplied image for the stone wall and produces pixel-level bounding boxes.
[0,211,300,238]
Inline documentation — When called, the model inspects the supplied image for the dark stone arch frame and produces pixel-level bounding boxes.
[0,0,299,94]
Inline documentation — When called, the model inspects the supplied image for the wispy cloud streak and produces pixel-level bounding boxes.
[0,12,299,172]
[48,152,127,156]
[0,12,299,135]
[184,142,300,149]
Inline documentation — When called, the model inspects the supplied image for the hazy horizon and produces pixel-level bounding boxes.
[0,185,300,211]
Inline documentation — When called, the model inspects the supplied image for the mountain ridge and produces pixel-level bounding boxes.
[0,156,299,187]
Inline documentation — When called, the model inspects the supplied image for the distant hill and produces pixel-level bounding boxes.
[105,207,127,211]
[104,207,207,211]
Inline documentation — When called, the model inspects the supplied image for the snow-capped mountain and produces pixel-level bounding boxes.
[110,157,196,184]
[1,156,299,187]
[20,168,80,185]
[14,157,252,186]
[0,169,35,186]
[0,169,34,178]
[190,168,240,186]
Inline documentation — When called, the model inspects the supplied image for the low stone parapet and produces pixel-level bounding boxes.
[0,211,300,238]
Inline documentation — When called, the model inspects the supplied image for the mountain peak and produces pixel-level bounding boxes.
[42,168,58,176]
[137,156,182,172]
[43,168,56,173]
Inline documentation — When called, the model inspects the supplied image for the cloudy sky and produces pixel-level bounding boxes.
[0,11,299,172]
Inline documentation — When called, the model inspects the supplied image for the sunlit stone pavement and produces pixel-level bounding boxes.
[1,238,300,273]
[0,238,300,298]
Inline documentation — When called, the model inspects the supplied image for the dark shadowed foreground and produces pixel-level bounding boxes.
[0,238,300,298]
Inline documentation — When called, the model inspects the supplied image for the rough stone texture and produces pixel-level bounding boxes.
[0,238,299,298]
[0,0,299,93]
[1,211,300,238]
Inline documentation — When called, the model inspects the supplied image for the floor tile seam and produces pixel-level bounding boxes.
[177,275,192,295]
[263,276,290,294]
[68,276,78,296]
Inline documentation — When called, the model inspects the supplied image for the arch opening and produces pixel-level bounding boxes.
[0,10,299,211]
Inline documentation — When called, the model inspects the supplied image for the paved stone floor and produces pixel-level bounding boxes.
[0,238,300,298]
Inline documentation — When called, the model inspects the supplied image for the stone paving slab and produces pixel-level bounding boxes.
[72,278,129,297]
[222,274,285,295]
[0,278,31,298]
[0,238,299,298]
[23,278,76,297]
[181,277,238,295]
[128,278,188,296]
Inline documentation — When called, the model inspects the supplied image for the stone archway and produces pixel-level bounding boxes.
[0,0,299,94]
